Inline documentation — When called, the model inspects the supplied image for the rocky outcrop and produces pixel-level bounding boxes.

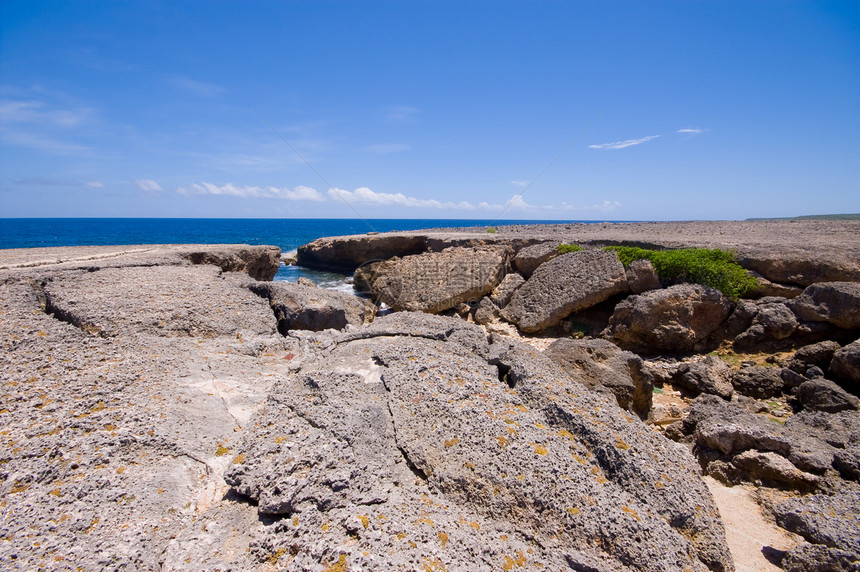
[832,339,860,387]
[674,356,734,400]
[511,241,560,278]
[226,313,733,571]
[366,246,508,313]
[544,337,653,419]
[501,249,629,333]
[181,245,281,281]
[605,284,732,354]
[248,281,376,333]
[489,272,525,307]
[789,281,860,329]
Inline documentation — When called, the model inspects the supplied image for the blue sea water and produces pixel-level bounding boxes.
[0,218,578,286]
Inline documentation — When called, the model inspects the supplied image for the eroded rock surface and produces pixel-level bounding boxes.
[226,313,733,571]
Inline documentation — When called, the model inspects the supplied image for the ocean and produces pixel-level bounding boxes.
[0,218,578,289]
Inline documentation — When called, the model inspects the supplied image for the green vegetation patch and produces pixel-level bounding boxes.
[557,243,583,254]
[604,246,758,300]
[486,226,498,234]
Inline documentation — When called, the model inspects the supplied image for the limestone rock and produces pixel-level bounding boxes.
[831,339,860,388]
[512,241,560,278]
[675,356,735,400]
[795,378,860,413]
[833,444,860,480]
[226,313,733,572]
[780,543,860,572]
[181,245,281,281]
[249,281,375,333]
[733,299,798,351]
[472,296,499,325]
[544,337,653,420]
[605,284,732,354]
[789,281,860,329]
[730,365,784,400]
[501,250,629,333]
[489,272,525,307]
[731,450,820,490]
[626,259,662,294]
[296,276,317,287]
[369,247,507,313]
[775,489,860,557]
[788,340,843,373]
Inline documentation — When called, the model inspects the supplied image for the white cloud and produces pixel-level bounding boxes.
[86,181,104,188]
[177,182,326,201]
[588,135,661,150]
[364,143,410,154]
[328,187,474,210]
[510,180,530,187]
[135,179,163,192]
[677,128,706,134]
[385,106,419,122]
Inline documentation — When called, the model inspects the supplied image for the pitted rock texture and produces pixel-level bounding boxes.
[832,339,860,388]
[368,246,507,313]
[543,337,653,420]
[248,280,376,333]
[775,489,860,563]
[675,356,735,400]
[226,313,733,572]
[489,271,525,307]
[511,241,560,278]
[605,284,732,355]
[502,249,629,333]
[789,281,860,330]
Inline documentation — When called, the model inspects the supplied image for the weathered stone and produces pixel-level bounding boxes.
[831,339,860,387]
[249,281,375,333]
[502,250,629,333]
[775,489,860,556]
[296,276,316,287]
[731,450,820,490]
[226,313,733,571]
[181,245,281,281]
[512,241,560,278]
[780,543,860,572]
[675,356,735,400]
[489,272,525,307]
[796,378,860,413]
[369,246,507,313]
[730,365,784,399]
[544,337,653,420]
[605,284,732,354]
[626,259,662,294]
[783,409,860,449]
[788,340,843,373]
[748,272,804,299]
[833,444,860,480]
[733,299,798,351]
[472,296,499,325]
[789,281,860,329]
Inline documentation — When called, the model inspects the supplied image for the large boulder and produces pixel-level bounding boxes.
[732,299,798,351]
[674,356,734,400]
[368,247,507,313]
[795,378,860,413]
[604,284,732,354]
[511,241,560,278]
[249,281,376,333]
[831,339,860,387]
[774,489,860,566]
[226,313,733,571]
[626,259,662,294]
[501,250,629,333]
[789,281,860,330]
[730,365,785,400]
[489,272,525,307]
[544,337,653,420]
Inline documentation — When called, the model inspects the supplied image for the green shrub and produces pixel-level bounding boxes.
[604,246,758,300]
[557,243,583,254]
[486,226,497,234]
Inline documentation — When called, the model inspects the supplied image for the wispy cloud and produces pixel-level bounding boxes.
[588,135,661,150]
[0,93,97,155]
[328,187,474,210]
[677,127,709,134]
[385,106,419,122]
[135,179,163,192]
[177,182,326,201]
[364,143,410,154]
[510,180,530,187]
[169,76,226,98]
[86,181,104,188]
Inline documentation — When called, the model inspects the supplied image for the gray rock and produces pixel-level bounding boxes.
[181,245,282,281]
[472,296,500,325]
[788,340,843,372]
[489,271,525,307]
[783,409,860,449]
[796,378,860,413]
[370,246,507,313]
[502,250,629,333]
[296,276,317,287]
[605,284,732,354]
[775,489,860,554]
[731,450,820,490]
[733,299,798,351]
[249,281,376,333]
[789,281,860,329]
[544,337,654,420]
[675,356,735,400]
[834,444,860,480]
[780,543,860,572]
[748,272,804,299]
[832,339,860,388]
[730,365,784,399]
[226,313,733,571]
[512,241,560,278]
[626,259,662,294]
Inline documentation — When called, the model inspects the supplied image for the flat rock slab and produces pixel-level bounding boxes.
[502,249,629,333]
[226,313,733,571]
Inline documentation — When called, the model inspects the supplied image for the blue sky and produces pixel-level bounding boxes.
[1,1,858,220]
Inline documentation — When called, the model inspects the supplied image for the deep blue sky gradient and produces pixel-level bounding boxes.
[1,1,858,219]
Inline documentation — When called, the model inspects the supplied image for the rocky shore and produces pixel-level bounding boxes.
[2,220,859,571]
